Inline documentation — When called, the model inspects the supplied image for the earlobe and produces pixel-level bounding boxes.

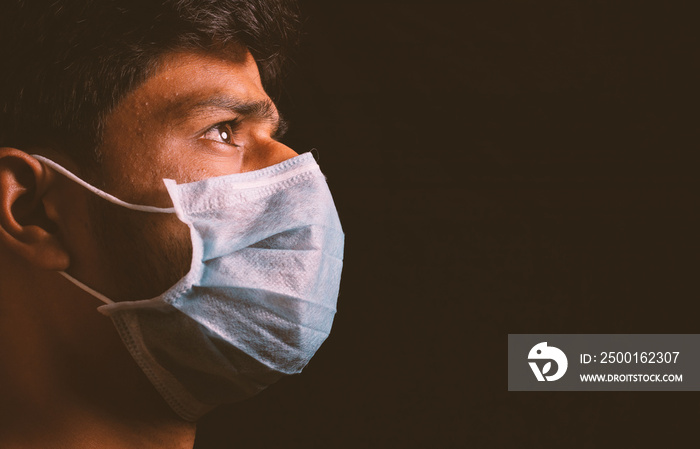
[0,148,70,270]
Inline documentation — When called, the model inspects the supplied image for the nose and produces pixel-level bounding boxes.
[245,138,298,172]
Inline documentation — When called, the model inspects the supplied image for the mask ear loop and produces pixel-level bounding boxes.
[32,154,176,214]
[31,154,175,306]
[59,271,115,305]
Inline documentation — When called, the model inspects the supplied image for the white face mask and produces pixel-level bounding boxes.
[33,153,344,421]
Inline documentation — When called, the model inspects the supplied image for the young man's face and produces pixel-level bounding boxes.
[61,47,297,302]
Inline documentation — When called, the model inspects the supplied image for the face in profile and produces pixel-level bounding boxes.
[0,2,342,447]
[75,48,298,302]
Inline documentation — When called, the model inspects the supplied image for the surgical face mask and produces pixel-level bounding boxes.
[33,153,344,421]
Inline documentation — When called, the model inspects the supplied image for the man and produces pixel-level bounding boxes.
[0,1,343,447]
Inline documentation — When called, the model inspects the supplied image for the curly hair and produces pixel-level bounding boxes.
[0,0,300,167]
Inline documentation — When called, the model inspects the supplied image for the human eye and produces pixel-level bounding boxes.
[200,119,241,146]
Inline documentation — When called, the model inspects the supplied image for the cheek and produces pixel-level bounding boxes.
[151,216,194,286]
[88,197,193,301]
[97,130,181,208]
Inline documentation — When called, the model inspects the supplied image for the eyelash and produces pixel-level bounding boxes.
[202,119,241,146]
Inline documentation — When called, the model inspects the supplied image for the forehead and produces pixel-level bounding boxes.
[109,47,266,124]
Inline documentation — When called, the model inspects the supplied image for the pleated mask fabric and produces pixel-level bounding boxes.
[34,152,344,421]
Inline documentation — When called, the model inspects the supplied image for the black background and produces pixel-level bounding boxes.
[195,1,698,447]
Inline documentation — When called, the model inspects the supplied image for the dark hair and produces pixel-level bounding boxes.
[0,0,300,167]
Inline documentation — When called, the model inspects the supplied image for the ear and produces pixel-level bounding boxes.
[0,148,70,270]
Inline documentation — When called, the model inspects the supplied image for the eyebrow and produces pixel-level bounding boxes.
[167,94,287,136]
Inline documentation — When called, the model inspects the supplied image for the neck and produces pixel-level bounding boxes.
[0,259,196,449]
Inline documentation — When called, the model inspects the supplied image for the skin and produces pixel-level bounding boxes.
[0,46,297,448]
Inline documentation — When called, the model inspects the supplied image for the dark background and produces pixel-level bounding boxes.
[195,1,698,447]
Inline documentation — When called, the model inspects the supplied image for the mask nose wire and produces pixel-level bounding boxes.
[31,154,176,214]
